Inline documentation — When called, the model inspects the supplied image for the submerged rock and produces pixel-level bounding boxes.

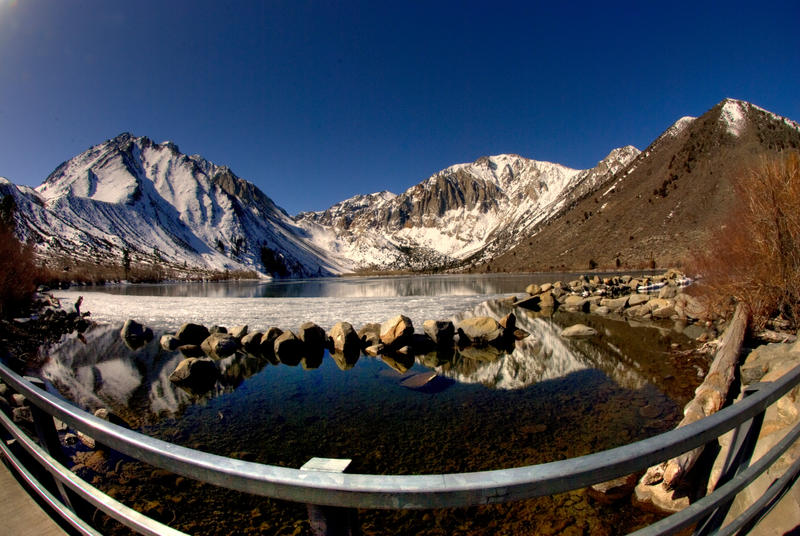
[561,324,597,338]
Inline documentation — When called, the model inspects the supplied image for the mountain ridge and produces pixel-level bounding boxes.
[1,98,798,279]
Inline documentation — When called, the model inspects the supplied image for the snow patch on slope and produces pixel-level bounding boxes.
[720,99,747,136]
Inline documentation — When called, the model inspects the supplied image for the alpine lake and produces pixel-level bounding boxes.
[38,273,709,535]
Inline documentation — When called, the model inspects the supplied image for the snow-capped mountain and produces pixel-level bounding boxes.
[4,133,346,277]
[296,146,640,270]
[486,98,800,272]
[3,98,797,278]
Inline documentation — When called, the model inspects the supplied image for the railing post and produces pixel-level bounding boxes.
[301,457,361,536]
[26,377,91,521]
[694,383,766,536]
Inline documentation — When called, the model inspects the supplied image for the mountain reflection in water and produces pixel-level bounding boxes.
[38,296,700,432]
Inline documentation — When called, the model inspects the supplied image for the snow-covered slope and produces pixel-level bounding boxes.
[296,147,640,270]
[8,133,347,277]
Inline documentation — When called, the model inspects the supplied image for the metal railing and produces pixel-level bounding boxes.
[2,360,800,535]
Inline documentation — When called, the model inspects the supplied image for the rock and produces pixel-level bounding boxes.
[600,296,629,312]
[625,304,651,317]
[456,317,504,346]
[681,324,707,340]
[627,294,651,307]
[652,306,676,319]
[168,357,219,393]
[160,334,181,352]
[329,322,361,358]
[563,295,589,312]
[422,320,455,346]
[11,393,27,407]
[561,324,597,338]
[525,283,541,295]
[633,481,690,514]
[176,323,210,346]
[379,315,414,347]
[399,372,453,394]
[298,322,326,363]
[515,295,542,310]
[209,325,227,335]
[676,294,709,320]
[740,343,798,385]
[241,331,264,354]
[720,346,800,535]
[513,328,530,340]
[358,323,382,348]
[647,298,673,311]
[274,331,303,366]
[539,283,553,293]
[229,325,248,339]
[592,305,611,316]
[639,404,663,418]
[94,408,130,428]
[259,327,283,361]
[120,319,153,349]
[178,344,205,358]
[499,312,516,332]
[658,286,679,299]
[538,291,558,309]
[587,473,639,504]
[201,333,239,359]
[12,406,32,424]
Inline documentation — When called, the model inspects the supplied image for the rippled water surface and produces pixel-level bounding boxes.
[40,274,705,535]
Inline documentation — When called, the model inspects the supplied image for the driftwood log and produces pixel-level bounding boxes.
[641,302,750,490]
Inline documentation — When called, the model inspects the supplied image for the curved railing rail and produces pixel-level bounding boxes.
[2,360,800,535]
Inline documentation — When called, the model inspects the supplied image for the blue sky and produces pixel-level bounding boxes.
[1,1,798,214]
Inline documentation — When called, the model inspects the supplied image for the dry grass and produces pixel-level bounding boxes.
[691,152,800,329]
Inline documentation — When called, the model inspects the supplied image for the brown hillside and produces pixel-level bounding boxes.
[474,100,800,273]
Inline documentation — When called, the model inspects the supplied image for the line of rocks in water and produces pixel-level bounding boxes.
[120,310,528,393]
[114,269,715,395]
[514,269,718,340]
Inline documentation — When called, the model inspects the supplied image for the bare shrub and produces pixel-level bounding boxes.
[691,152,800,329]
[0,226,39,317]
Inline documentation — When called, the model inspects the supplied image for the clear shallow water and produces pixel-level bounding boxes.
[40,274,705,535]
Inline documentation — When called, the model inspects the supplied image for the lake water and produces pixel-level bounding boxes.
[41,273,705,535]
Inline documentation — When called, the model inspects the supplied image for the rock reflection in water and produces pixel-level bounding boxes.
[37,298,699,434]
